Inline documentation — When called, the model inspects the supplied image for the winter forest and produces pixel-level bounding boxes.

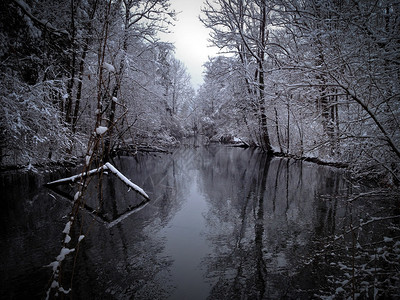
[1,0,400,299]
[0,0,399,183]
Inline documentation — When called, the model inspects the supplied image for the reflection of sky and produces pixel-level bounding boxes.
[160,168,211,300]
[159,0,219,89]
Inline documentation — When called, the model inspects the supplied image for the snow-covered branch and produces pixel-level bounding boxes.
[12,0,69,37]
[103,162,149,200]
[46,162,149,201]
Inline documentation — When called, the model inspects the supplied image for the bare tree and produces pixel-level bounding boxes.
[201,0,274,152]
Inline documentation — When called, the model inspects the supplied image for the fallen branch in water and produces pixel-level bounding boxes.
[45,162,150,297]
[103,162,149,200]
[46,162,149,201]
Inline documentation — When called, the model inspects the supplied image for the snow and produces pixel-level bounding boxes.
[64,234,71,244]
[48,261,59,272]
[15,0,31,13]
[74,191,81,201]
[103,62,115,73]
[46,165,106,185]
[112,97,118,102]
[62,221,71,234]
[104,162,149,200]
[335,287,345,294]
[78,235,85,242]
[47,163,150,200]
[383,236,393,242]
[58,287,71,294]
[46,246,74,298]
[56,247,75,261]
[96,126,108,135]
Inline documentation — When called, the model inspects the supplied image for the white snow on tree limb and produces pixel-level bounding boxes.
[46,165,105,185]
[103,62,115,73]
[56,247,75,261]
[78,235,85,242]
[13,0,69,37]
[58,287,71,294]
[96,126,108,135]
[62,221,71,234]
[74,191,81,201]
[47,163,150,201]
[112,96,118,102]
[15,0,31,12]
[64,234,71,244]
[47,261,59,272]
[104,162,150,200]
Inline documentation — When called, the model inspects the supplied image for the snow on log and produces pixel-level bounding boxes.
[46,165,106,186]
[46,163,150,201]
[104,162,149,200]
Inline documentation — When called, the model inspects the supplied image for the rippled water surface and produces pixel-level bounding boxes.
[1,146,399,299]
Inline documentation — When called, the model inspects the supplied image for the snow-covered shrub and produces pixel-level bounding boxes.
[200,116,217,139]
[0,76,85,167]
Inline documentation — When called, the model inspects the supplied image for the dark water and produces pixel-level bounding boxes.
[1,146,399,299]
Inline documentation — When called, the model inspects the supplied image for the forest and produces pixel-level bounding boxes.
[0,0,399,184]
[1,0,400,298]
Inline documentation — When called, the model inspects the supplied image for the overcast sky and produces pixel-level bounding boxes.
[160,0,219,89]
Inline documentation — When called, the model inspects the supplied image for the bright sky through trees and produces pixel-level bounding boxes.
[161,0,218,89]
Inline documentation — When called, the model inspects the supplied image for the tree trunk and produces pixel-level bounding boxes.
[65,0,76,125]
[104,9,129,159]
[274,107,282,153]
[257,3,272,154]
[72,0,98,132]
[72,41,88,133]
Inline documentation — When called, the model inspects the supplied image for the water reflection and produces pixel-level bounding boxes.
[193,147,346,299]
[1,146,396,299]
[0,171,72,299]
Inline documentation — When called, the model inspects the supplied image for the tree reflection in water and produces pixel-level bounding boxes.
[1,145,398,299]
[196,147,337,299]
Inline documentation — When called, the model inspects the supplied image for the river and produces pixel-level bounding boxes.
[1,145,399,299]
